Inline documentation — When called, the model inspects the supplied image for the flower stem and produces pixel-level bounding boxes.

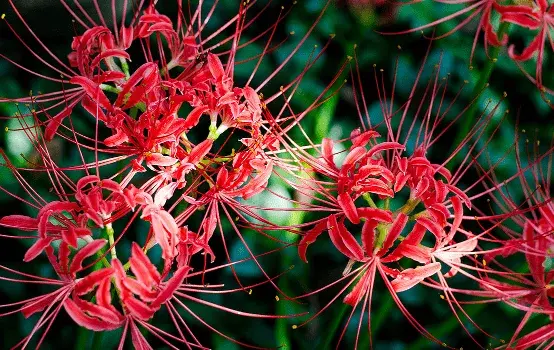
[275,277,292,348]
[275,210,306,348]
[398,198,419,215]
[362,193,377,208]
[75,327,89,350]
[105,223,117,260]
[119,57,130,79]
[99,83,121,94]
[91,331,104,350]
[374,223,389,251]
[321,302,350,349]
[357,296,395,348]
[85,235,111,269]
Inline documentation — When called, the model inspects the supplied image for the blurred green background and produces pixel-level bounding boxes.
[0,0,552,349]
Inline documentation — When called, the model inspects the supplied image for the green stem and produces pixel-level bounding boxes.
[362,193,377,208]
[119,57,130,79]
[275,277,292,348]
[75,327,89,350]
[371,296,394,335]
[275,210,306,348]
[374,223,389,251]
[449,23,510,171]
[99,84,121,94]
[321,302,351,349]
[90,225,117,270]
[92,240,112,270]
[383,198,390,211]
[398,198,420,216]
[91,331,104,350]
[105,223,117,260]
[129,106,138,119]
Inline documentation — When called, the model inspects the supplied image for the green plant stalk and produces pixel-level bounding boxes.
[75,328,89,350]
[374,223,389,251]
[370,296,394,336]
[449,23,510,171]
[91,330,104,350]
[362,193,377,208]
[275,210,307,348]
[90,225,118,271]
[105,223,117,260]
[321,301,351,349]
[94,245,112,270]
[274,269,292,349]
[119,57,130,79]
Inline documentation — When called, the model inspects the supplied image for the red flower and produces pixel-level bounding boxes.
[0,201,90,259]
[112,243,190,321]
[282,47,513,347]
[498,0,554,92]
[0,239,112,348]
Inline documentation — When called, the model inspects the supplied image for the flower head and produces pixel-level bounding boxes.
[0,1,319,348]
[277,49,511,347]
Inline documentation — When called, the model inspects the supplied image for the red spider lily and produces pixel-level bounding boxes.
[64,243,189,330]
[267,45,514,347]
[0,171,133,259]
[506,320,554,349]
[0,239,109,349]
[0,201,84,259]
[296,132,471,265]
[0,1,337,347]
[497,0,554,96]
[123,183,182,268]
[0,138,307,347]
[382,0,508,63]
[480,212,554,348]
[464,132,554,349]
[168,149,292,297]
[0,0,314,152]
[290,132,480,345]
[0,235,301,349]
[75,175,128,227]
[135,4,198,70]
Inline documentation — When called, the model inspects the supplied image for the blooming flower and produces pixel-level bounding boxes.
[497,0,554,97]
[278,50,513,347]
[1,0,549,347]
[469,135,554,349]
[0,0,318,347]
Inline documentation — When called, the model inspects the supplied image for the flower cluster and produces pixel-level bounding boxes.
[0,1,304,348]
[0,0,552,349]
[266,52,506,347]
[467,136,554,349]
